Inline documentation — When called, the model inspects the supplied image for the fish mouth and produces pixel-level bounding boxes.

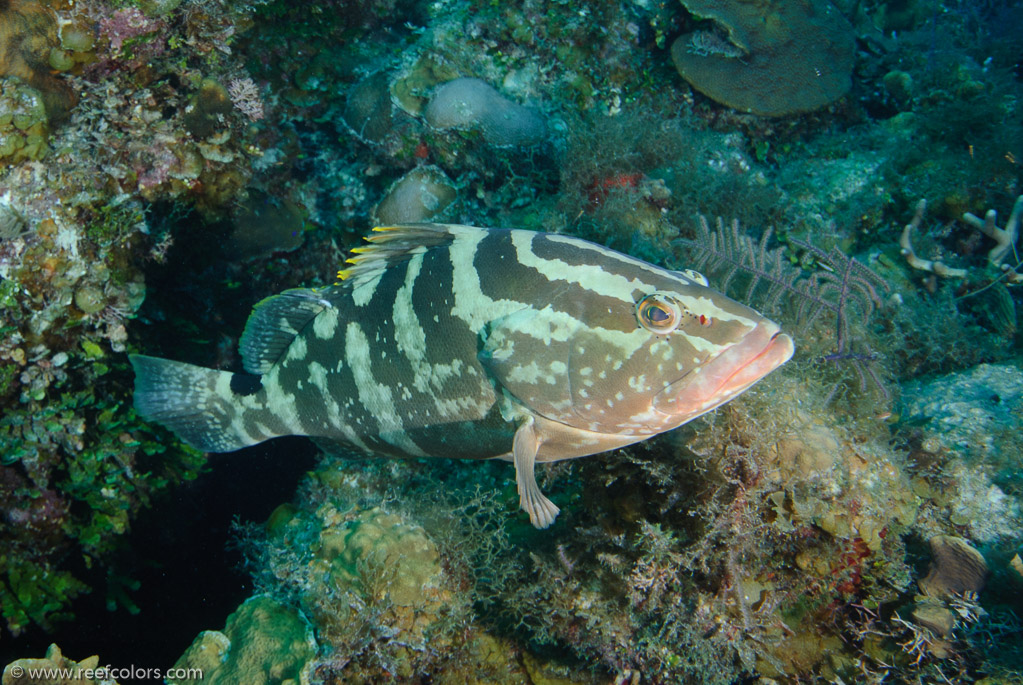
[653,322,795,419]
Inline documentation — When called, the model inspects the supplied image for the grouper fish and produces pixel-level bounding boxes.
[132,224,794,528]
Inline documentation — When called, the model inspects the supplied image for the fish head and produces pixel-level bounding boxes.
[640,285,794,425]
[479,249,793,438]
[553,270,794,435]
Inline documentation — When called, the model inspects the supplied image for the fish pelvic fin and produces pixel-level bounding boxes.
[131,354,265,453]
[513,416,560,529]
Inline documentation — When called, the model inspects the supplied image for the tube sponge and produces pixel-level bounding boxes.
[424,77,546,147]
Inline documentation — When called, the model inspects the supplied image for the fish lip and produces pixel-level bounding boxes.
[652,323,795,418]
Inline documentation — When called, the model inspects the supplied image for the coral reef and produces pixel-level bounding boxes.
[171,596,316,685]
[0,383,207,634]
[0,0,278,638]
[198,475,599,684]
[0,0,1021,681]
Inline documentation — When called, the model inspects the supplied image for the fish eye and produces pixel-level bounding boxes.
[636,293,681,334]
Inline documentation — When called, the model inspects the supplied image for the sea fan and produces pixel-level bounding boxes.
[677,216,891,397]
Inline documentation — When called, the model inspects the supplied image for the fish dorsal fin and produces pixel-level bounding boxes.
[336,224,476,287]
[239,287,340,374]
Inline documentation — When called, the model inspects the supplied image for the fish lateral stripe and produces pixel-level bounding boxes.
[513,231,650,303]
[539,232,701,287]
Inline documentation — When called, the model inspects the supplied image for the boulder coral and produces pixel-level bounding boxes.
[372,165,457,225]
[424,77,546,147]
[670,0,855,116]
[170,596,316,685]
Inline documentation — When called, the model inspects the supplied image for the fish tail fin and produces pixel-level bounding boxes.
[130,354,264,452]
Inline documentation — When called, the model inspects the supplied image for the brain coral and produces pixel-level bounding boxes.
[670,0,854,117]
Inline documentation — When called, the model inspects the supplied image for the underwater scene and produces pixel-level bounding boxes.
[1,0,1022,682]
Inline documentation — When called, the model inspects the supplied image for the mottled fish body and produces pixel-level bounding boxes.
[132,224,794,527]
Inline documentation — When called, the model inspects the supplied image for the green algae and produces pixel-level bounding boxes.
[0,78,48,165]
[0,382,206,635]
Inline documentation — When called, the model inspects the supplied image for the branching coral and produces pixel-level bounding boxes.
[899,200,969,279]
[962,194,1023,283]
[899,195,1023,285]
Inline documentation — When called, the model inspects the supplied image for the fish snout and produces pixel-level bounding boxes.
[652,320,794,420]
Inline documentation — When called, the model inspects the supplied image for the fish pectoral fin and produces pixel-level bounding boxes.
[513,416,560,529]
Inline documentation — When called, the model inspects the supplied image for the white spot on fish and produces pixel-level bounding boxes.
[308,361,328,391]
[507,361,543,384]
[286,336,307,361]
[628,375,647,391]
[313,309,338,340]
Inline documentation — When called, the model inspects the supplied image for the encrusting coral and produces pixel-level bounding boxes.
[670,0,855,116]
